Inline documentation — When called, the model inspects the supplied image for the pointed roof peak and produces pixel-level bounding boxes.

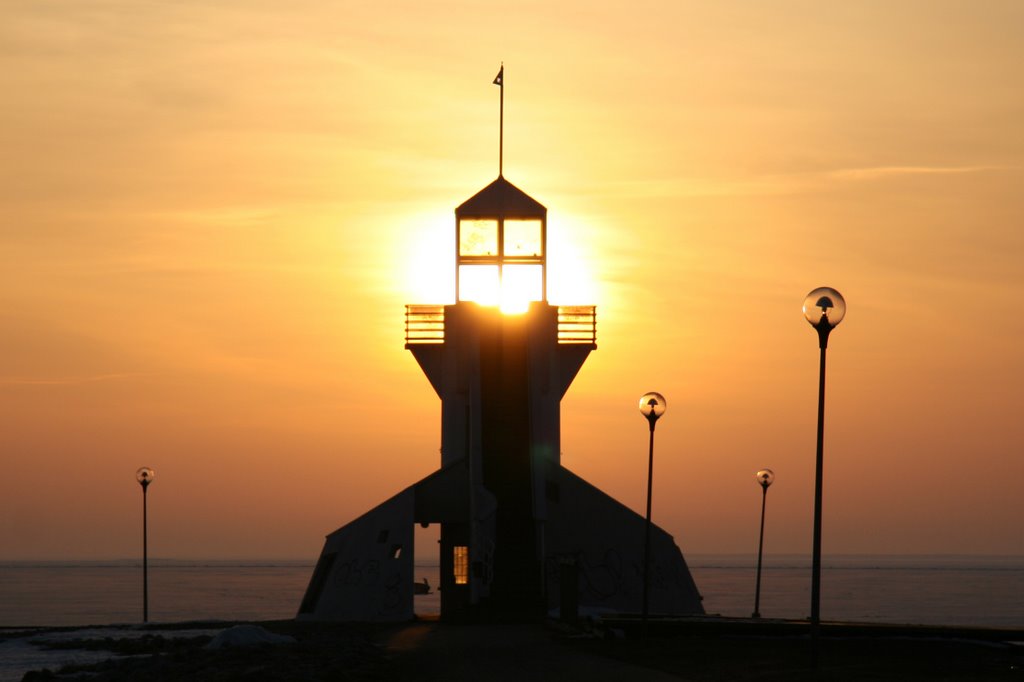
[456,176,546,219]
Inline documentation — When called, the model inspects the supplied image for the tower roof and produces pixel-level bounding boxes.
[456,176,546,219]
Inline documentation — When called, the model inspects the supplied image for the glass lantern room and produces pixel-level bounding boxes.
[455,176,546,312]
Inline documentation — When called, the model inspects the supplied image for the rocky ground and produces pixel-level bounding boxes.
[11,617,1024,681]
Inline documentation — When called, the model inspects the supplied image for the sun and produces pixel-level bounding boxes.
[402,210,596,314]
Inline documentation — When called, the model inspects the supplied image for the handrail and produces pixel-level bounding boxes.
[405,305,445,344]
[557,305,597,345]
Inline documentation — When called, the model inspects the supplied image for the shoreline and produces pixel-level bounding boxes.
[5,615,1022,681]
[4,556,1022,631]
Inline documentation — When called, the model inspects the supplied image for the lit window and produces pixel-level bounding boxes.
[503,219,542,257]
[500,265,542,313]
[459,220,498,256]
[459,265,500,304]
[453,546,469,585]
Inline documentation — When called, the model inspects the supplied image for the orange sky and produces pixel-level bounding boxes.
[2,1,1023,561]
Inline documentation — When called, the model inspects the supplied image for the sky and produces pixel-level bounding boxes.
[2,0,1022,562]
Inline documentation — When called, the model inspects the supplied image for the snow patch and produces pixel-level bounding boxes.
[204,624,296,650]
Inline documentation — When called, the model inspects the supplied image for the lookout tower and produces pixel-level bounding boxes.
[402,174,598,618]
[298,76,703,623]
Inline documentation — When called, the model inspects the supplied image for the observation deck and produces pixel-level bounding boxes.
[405,304,597,346]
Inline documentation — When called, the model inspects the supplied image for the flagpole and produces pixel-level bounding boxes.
[499,74,503,177]
[495,64,504,177]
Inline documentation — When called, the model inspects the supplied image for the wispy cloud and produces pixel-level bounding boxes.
[0,373,144,386]
[581,176,809,199]
[827,165,1009,181]
[576,164,1014,200]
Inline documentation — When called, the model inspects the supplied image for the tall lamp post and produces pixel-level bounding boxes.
[136,467,155,623]
[802,287,845,664]
[638,391,666,636]
[752,468,775,618]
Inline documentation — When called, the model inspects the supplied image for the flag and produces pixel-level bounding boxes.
[493,66,503,87]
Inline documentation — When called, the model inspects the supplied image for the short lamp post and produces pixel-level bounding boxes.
[802,287,846,665]
[752,468,775,618]
[639,391,666,636]
[136,467,155,623]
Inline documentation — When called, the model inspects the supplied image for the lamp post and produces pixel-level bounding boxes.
[752,468,775,618]
[802,287,845,664]
[638,391,666,636]
[136,467,155,623]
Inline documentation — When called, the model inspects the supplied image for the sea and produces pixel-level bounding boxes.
[1,554,1021,629]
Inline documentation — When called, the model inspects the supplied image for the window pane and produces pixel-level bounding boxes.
[503,219,542,257]
[459,265,499,305]
[501,265,542,313]
[459,219,498,256]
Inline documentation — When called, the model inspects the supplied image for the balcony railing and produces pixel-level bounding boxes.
[556,306,597,345]
[405,304,597,346]
[405,305,446,344]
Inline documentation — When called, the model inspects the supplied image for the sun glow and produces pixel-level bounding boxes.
[402,210,596,314]
[546,214,597,306]
[403,211,454,304]
[454,265,542,314]
[458,265,499,305]
[499,264,542,313]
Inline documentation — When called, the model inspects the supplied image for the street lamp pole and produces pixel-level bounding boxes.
[752,469,775,618]
[638,392,666,637]
[802,287,845,666]
[136,467,155,623]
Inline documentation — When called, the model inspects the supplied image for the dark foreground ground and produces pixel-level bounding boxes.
[13,616,1024,681]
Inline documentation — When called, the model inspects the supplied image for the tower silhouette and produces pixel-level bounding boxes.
[298,83,702,623]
